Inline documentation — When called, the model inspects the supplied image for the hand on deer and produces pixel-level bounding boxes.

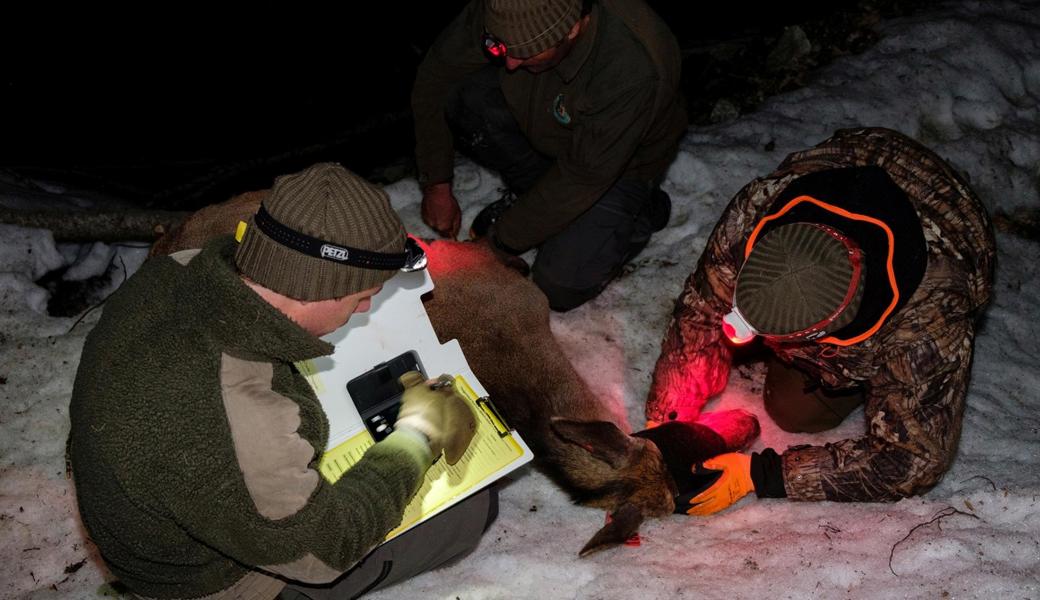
[421,183,462,239]
[685,452,754,516]
[395,371,477,465]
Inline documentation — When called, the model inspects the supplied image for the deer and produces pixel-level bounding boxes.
[150,189,760,556]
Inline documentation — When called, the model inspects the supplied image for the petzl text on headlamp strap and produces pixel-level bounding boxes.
[254,204,409,270]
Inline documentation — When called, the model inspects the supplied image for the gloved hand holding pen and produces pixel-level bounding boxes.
[395,371,478,465]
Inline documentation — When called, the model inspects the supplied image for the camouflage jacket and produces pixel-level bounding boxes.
[646,128,996,502]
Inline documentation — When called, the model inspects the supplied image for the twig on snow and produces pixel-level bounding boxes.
[819,523,842,540]
[66,253,130,334]
[958,475,997,492]
[889,507,979,576]
[66,301,105,335]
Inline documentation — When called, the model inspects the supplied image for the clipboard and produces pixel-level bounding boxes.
[295,266,532,541]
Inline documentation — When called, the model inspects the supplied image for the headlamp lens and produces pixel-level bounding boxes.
[721,308,756,345]
[401,237,428,272]
[482,32,507,59]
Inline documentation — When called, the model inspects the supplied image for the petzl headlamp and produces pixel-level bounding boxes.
[242,204,427,273]
[721,306,757,345]
[482,32,508,60]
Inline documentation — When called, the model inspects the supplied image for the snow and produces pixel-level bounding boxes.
[2,1,1039,598]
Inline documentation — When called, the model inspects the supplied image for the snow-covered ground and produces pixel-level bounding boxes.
[2,1,1039,598]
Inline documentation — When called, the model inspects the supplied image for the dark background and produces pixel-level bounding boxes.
[2,1,927,211]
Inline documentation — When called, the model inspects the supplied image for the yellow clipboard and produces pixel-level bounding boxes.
[295,267,532,543]
[318,374,527,540]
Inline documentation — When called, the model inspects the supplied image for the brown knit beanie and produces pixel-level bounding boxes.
[234,163,406,301]
[485,0,582,59]
[735,223,865,336]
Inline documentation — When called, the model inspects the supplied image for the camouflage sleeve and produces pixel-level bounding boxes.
[781,319,975,502]
[645,176,778,423]
[644,262,733,424]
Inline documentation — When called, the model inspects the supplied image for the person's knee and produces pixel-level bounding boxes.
[531,269,606,312]
[763,357,863,433]
[483,486,499,533]
[766,400,854,434]
[765,398,826,433]
[426,488,498,572]
[531,236,628,312]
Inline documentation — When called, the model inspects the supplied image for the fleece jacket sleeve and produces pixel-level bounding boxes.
[163,429,431,584]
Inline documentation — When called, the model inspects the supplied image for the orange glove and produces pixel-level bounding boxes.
[685,453,754,516]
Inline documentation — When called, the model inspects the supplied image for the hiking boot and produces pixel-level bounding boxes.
[650,188,672,232]
[469,189,518,239]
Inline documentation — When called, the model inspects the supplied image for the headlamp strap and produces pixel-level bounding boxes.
[254,204,414,270]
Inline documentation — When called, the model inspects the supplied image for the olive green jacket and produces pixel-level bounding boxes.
[647,128,996,502]
[69,238,431,599]
[412,0,687,250]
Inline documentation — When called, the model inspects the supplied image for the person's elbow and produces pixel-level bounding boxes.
[914,455,956,496]
[892,446,954,499]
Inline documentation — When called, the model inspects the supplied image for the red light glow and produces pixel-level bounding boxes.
[483,34,507,58]
[722,320,751,345]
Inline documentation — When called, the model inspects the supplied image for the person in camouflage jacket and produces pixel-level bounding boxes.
[645,127,995,511]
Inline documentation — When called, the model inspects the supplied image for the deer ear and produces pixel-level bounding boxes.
[578,503,645,557]
[550,417,635,469]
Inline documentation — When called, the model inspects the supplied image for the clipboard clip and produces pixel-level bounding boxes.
[476,396,512,438]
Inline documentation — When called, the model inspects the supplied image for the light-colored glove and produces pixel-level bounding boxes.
[421,183,462,240]
[685,453,754,516]
[395,371,477,465]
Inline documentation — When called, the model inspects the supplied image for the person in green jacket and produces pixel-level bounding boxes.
[69,163,490,599]
[412,0,687,311]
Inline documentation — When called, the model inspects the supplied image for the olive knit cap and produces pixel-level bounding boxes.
[735,223,864,336]
[234,162,406,301]
[485,0,582,59]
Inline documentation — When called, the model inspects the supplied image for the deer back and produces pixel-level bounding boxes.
[148,190,265,257]
[418,240,675,508]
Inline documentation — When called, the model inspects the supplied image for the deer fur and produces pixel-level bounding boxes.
[151,190,760,556]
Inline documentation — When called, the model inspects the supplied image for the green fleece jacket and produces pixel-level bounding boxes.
[69,237,431,599]
[412,0,687,251]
